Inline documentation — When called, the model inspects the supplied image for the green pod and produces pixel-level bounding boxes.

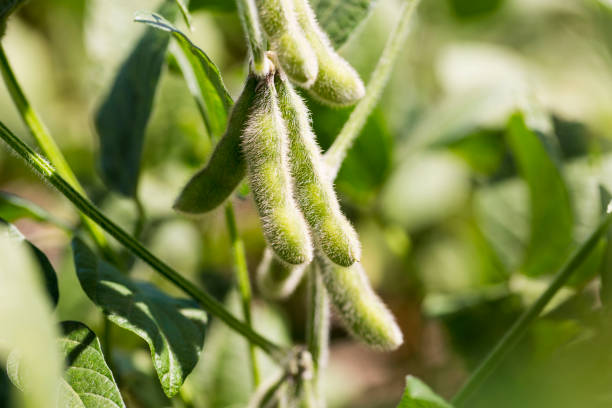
[257,247,308,299]
[256,0,318,87]
[242,74,313,265]
[173,76,257,214]
[276,73,360,267]
[317,256,403,350]
[292,0,365,106]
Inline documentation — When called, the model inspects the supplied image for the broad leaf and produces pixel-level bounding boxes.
[57,321,125,408]
[135,12,233,139]
[94,1,178,197]
[71,238,207,397]
[505,113,573,277]
[0,0,25,36]
[397,376,453,408]
[311,0,376,47]
[0,220,59,307]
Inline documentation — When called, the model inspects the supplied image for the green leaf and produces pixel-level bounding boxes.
[94,1,178,197]
[71,238,207,397]
[311,0,376,47]
[174,0,193,29]
[505,113,573,277]
[447,0,505,19]
[0,191,53,223]
[0,0,26,37]
[57,321,125,407]
[188,0,236,13]
[135,11,233,139]
[0,220,59,307]
[397,376,453,408]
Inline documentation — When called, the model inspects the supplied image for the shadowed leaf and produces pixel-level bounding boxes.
[311,0,376,47]
[71,238,207,397]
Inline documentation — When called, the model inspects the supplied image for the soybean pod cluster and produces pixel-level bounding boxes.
[175,0,402,351]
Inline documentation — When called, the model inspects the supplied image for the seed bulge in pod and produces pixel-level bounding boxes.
[174,76,257,214]
[256,0,318,87]
[257,247,308,299]
[317,255,403,350]
[242,74,313,265]
[276,72,360,267]
[292,0,365,106]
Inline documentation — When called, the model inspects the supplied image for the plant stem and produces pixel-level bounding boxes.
[452,210,612,407]
[323,0,421,176]
[225,201,261,386]
[235,0,268,75]
[306,265,329,406]
[0,44,116,262]
[0,121,287,361]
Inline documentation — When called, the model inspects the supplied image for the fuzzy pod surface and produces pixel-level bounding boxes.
[291,0,365,106]
[173,76,257,214]
[257,247,308,299]
[242,74,313,265]
[317,256,403,350]
[255,0,318,87]
[276,73,360,266]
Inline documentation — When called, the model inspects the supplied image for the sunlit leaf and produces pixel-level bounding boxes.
[0,220,59,307]
[505,113,573,277]
[71,238,207,397]
[135,11,233,139]
[311,0,376,47]
[57,321,126,408]
[94,1,178,197]
[397,375,453,408]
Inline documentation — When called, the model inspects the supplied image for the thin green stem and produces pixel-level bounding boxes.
[323,0,421,176]
[224,201,261,386]
[452,210,612,407]
[235,0,268,75]
[306,265,329,406]
[134,195,146,239]
[0,44,116,262]
[0,121,287,362]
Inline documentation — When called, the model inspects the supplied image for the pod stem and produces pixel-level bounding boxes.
[452,210,612,407]
[0,120,288,362]
[323,0,421,177]
[236,0,268,76]
[0,44,117,263]
[306,265,329,405]
[225,201,262,386]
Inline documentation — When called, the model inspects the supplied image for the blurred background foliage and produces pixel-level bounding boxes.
[3,0,612,407]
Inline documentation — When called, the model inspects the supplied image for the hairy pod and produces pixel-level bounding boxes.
[317,256,403,350]
[257,247,308,299]
[256,0,318,87]
[276,73,360,266]
[291,0,365,106]
[242,74,313,265]
[173,76,257,213]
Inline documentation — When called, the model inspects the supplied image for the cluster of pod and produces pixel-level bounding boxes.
[174,0,402,351]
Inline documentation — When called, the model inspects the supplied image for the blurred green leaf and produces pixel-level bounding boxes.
[446,129,506,176]
[71,238,207,397]
[311,0,376,47]
[506,113,573,277]
[0,220,59,307]
[0,191,54,224]
[0,0,25,36]
[397,375,453,408]
[57,321,126,407]
[599,185,612,307]
[447,0,504,19]
[174,0,192,28]
[135,11,233,140]
[94,1,177,197]
[188,0,236,13]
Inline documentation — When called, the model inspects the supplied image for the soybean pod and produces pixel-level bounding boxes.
[255,0,318,87]
[242,73,313,265]
[291,0,365,106]
[257,247,308,299]
[317,256,403,350]
[173,76,257,214]
[276,72,360,267]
